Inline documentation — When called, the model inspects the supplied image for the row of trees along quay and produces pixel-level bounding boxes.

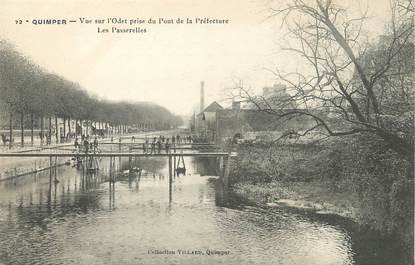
[0,40,182,148]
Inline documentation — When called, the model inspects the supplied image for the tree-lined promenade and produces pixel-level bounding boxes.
[0,40,182,148]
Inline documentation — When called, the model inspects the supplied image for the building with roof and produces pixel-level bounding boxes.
[191,81,315,144]
[194,101,223,141]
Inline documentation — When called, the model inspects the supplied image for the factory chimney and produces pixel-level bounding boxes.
[200,81,205,113]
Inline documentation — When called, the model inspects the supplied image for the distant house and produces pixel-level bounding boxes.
[192,82,317,144]
[215,107,314,144]
[194,101,223,141]
[195,100,315,144]
[245,83,297,110]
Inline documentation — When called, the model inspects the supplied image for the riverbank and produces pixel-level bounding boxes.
[232,180,359,221]
[224,179,414,265]
[226,137,413,257]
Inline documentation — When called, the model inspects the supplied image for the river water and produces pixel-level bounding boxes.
[0,153,409,265]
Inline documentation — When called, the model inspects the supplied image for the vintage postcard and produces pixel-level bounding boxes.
[0,0,413,264]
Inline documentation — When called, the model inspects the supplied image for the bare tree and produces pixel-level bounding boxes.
[239,0,413,160]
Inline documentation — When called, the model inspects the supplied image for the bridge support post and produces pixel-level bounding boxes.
[48,156,52,202]
[168,155,172,202]
[109,155,113,183]
[118,140,122,171]
[109,155,115,209]
[173,155,176,178]
[223,155,231,190]
[109,155,112,207]
[218,157,224,173]
[128,146,132,171]
[54,156,58,184]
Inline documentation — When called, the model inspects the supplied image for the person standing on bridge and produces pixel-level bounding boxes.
[1,134,6,146]
[46,132,51,145]
[144,139,149,153]
[150,138,156,154]
[93,136,99,152]
[74,137,79,150]
[83,138,89,153]
[39,132,44,145]
[157,139,162,154]
[165,138,170,153]
[171,136,176,153]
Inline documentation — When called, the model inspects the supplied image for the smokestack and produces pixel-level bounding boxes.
[200,81,205,113]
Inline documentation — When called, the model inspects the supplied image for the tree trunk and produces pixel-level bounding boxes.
[48,116,52,145]
[86,120,89,137]
[80,119,83,136]
[40,115,44,146]
[9,112,13,149]
[30,113,34,146]
[63,117,66,143]
[75,119,79,137]
[55,116,58,144]
[68,118,71,139]
[20,112,24,147]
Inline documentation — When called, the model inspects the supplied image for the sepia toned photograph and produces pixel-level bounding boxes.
[0,0,413,264]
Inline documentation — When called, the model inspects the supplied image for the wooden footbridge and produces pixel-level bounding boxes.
[0,144,234,201]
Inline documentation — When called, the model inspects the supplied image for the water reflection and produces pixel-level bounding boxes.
[0,155,409,265]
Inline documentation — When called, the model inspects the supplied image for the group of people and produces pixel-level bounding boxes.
[173,135,193,144]
[72,133,193,154]
[74,134,99,153]
[141,134,193,154]
[143,136,171,154]
[39,131,76,145]
[39,132,52,145]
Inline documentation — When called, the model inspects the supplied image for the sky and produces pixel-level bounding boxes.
[0,0,391,116]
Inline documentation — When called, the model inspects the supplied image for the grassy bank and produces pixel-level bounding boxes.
[233,180,359,220]
[226,135,413,250]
